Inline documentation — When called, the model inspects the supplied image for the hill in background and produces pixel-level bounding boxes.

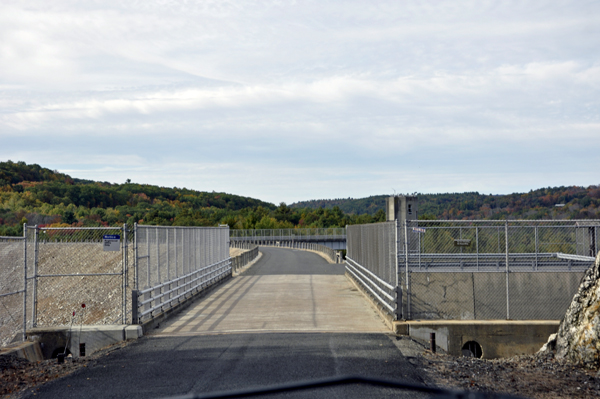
[1,161,599,237]
[291,187,600,220]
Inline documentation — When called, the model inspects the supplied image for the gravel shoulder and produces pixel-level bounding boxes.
[420,350,600,398]
[1,340,133,398]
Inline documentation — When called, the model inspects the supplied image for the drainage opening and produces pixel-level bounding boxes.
[461,341,482,358]
[51,347,71,359]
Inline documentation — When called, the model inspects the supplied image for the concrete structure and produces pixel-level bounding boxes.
[408,271,585,320]
[396,320,560,359]
[386,195,418,222]
[24,325,142,359]
[0,340,44,362]
[158,247,388,335]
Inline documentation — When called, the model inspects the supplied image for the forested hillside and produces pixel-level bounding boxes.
[0,161,384,236]
[291,187,600,220]
[2,161,598,237]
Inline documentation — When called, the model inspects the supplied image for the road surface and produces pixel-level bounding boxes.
[23,247,430,398]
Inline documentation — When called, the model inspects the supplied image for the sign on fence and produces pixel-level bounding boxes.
[453,239,472,247]
[103,235,121,251]
[413,227,426,233]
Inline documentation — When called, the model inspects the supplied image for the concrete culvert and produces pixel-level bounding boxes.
[461,341,483,358]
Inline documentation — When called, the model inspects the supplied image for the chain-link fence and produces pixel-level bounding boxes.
[230,228,346,243]
[0,236,26,347]
[346,221,399,318]
[133,225,230,323]
[1,224,233,347]
[401,220,598,320]
[26,225,130,328]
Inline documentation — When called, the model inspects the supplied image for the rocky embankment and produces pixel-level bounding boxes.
[540,252,600,367]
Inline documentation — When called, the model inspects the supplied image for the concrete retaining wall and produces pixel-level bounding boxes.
[402,320,560,359]
[408,271,584,320]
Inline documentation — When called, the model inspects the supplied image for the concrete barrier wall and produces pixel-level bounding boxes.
[408,271,585,320]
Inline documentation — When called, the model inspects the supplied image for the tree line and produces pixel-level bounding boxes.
[2,161,599,237]
[0,161,384,236]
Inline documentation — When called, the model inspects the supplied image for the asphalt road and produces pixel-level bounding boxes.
[23,248,431,398]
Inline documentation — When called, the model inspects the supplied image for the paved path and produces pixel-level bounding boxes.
[23,247,429,399]
[158,247,389,335]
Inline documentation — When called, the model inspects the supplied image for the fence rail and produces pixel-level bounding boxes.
[346,222,399,319]
[132,225,230,324]
[230,243,260,274]
[230,228,346,241]
[347,219,600,321]
[0,224,232,347]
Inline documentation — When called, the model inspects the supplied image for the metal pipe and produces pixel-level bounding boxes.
[32,225,38,327]
[134,223,139,291]
[405,220,410,320]
[505,220,510,320]
[122,224,127,324]
[22,223,28,341]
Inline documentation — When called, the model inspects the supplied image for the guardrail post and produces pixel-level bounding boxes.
[394,286,402,320]
[131,290,139,324]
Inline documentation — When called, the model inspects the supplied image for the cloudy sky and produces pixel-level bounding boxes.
[1,1,599,204]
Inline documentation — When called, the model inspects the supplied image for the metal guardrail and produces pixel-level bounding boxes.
[345,221,399,319]
[347,219,600,321]
[135,258,231,320]
[230,228,346,242]
[132,225,230,324]
[258,240,340,263]
[230,244,260,274]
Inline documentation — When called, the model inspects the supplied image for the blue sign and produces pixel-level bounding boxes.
[412,227,426,233]
[103,235,121,240]
[103,235,121,252]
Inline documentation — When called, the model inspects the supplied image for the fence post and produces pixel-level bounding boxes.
[32,225,39,327]
[123,224,127,324]
[404,220,410,320]
[394,219,400,320]
[505,220,510,320]
[22,223,28,341]
[134,223,139,291]
[146,226,150,288]
[156,227,160,284]
[166,229,170,281]
[131,290,139,324]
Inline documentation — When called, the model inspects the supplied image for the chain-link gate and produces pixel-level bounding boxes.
[0,236,26,347]
[26,225,129,327]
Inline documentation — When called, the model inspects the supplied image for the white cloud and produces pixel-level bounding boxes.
[1,0,599,203]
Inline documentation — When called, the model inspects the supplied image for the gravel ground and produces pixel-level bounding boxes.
[1,340,131,398]
[421,350,600,398]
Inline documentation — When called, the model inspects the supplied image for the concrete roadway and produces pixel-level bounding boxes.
[23,247,430,399]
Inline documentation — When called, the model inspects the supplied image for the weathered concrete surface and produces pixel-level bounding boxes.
[546,252,600,367]
[409,271,585,320]
[0,340,44,361]
[158,247,389,335]
[26,324,142,359]
[398,320,560,359]
[159,274,389,334]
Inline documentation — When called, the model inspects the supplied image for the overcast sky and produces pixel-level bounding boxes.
[1,1,599,204]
